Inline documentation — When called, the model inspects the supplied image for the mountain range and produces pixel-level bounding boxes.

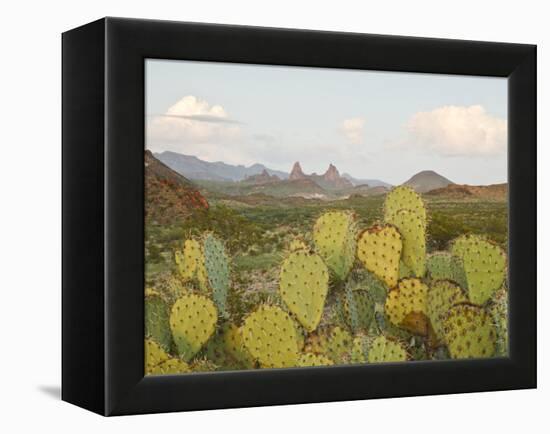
[152,149,503,199]
[155,151,288,182]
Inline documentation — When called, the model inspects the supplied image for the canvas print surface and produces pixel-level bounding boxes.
[144,59,508,375]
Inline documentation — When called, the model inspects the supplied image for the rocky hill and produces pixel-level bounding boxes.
[426,183,507,201]
[403,170,454,193]
[145,150,209,224]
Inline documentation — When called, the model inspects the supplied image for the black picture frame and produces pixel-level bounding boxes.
[62,17,536,416]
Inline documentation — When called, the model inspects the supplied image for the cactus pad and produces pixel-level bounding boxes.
[357,224,403,287]
[297,352,334,367]
[384,185,427,226]
[443,304,497,359]
[387,209,426,277]
[169,294,217,361]
[385,278,428,334]
[305,326,352,364]
[241,305,299,368]
[149,358,190,375]
[203,233,231,316]
[313,211,357,281]
[351,335,369,364]
[145,293,172,352]
[289,237,308,252]
[451,235,507,305]
[489,288,508,357]
[279,250,329,332]
[426,280,468,341]
[367,335,408,363]
[223,323,256,368]
[426,252,468,289]
[175,239,203,280]
[145,339,169,374]
[343,287,375,332]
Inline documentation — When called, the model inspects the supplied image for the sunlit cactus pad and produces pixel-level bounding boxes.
[357,224,402,287]
[427,280,468,341]
[367,335,408,363]
[241,305,300,368]
[313,211,357,281]
[169,294,217,361]
[451,235,507,305]
[385,278,428,332]
[384,186,427,226]
[387,209,426,277]
[443,304,497,359]
[279,250,329,332]
[297,352,334,367]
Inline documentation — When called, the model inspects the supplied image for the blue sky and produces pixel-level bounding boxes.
[146,59,507,185]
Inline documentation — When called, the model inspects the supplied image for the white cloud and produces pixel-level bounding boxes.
[147,95,243,161]
[340,117,365,145]
[405,105,507,157]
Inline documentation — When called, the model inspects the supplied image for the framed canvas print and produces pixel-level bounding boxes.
[62,17,536,416]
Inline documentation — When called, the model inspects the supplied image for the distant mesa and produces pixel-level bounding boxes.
[403,170,454,193]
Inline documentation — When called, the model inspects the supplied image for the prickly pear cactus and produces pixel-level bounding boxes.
[343,287,375,332]
[426,280,468,341]
[149,358,190,375]
[169,294,217,361]
[313,211,357,281]
[305,326,352,364]
[357,224,402,287]
[145,339,169,374]
[387,209,426,277]
[297,352,334,367]
[489,287,508,357]
[385,278,429,335]
[289,237,308,252]
[384,186,427,226]
[350,334,369,364]
[190,358,219,372]
[279,250,329,332]
[426,252,468,290]
[443,304,496,359]
[367,335,407,363]
[203,233,231,316]
[145,292,172,352]
[451,235,507,305]
[175,238,209,291]
[241,305,299,368]
[223,323,256,368]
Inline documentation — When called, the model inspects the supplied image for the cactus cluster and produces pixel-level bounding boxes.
[145,185,507,375]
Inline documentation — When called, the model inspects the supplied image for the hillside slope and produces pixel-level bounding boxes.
[145,150,209,224]
[403,170,454,193]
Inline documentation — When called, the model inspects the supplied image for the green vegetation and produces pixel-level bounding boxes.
[144,187,508,375]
